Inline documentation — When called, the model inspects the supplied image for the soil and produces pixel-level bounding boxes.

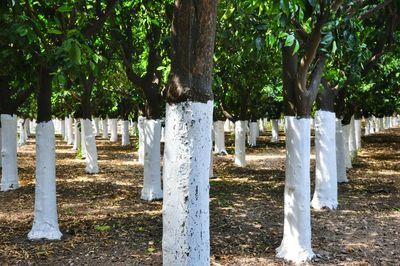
[0,127,399,265]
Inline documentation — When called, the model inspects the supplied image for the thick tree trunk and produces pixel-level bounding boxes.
[234,120,247,167]
[213,120,227,155]
[271,119,279,143]
[109,118,118,142]
[82,119,99,174]
[141,119,162,201]
[121,120,130,146]
[311,110,338,210]
[1,114,19,191]
[355,119,361,150]
[28,121,62,240]
[162,1,216,264]
[336,119,348,183]
[276,116,314,261]
[93,117,100,136]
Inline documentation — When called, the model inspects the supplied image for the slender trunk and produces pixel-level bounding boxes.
[72,119,81,151]
[311,110,338,210]
[141,119,162,201]
[60,119,65,138]
[24,118,31,137]
[336,119,348,183]
[248,122,258,147]
[1,114,19,191]
[121,120,130,146]
[66,116,74,145]
[342,124,352,169]
[365,117,370,135]
[18,118,27,146]
[137,116,145,164]
[28,121,62,240]
[234,120,247,167]
[82,119,99,174]
[101,118,108,139]
[271,119,279,143]
[213,120,227,155]
[93,117,100,136]
[80,119,87,158]
[276,117,314,261]
[63,118,69,142]
[354,119,361,150]
[348,116,357,157]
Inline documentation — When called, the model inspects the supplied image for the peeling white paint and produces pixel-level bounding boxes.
[234,120,247,167]
[141,119,162,201]
[213,121,227,154]
[83,119,99,174]
[276,116,314,263]
[1,114,19,191]
[162,101,212,266]
[336,120,348,183]
[137,116,145,164]
[271,119,279,143]
[121,120,130,146]
[28,121,62,240]
[109,119,118,142]
[311,111,338,210]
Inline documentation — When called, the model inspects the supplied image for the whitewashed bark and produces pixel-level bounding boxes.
[66,117,74,145]
[141,119,162,201]
[365,117,370,136]
[234,120,247,167]
[101,118,108,139]
[137,116,145,164]
[93,117,100,136]
[80,119,87,158]
[258,118,265,133]
[60,119,65,138]
[0,127,2,169]
[336,120,348,183]
[276,116,314,263]
[163,101,212,266]
[18,118,27,146]
[349,116,356,157]
[213,121,227,154]
[355,119,361,150]
[63,118,69,142]
[82,119,99,174]
[1,114,19,191]
[271,119,279,143]
[132,121,138,136]
[160,127,165,142]
[28,121,62,240]
[342,124,352,169]
[121,120,130,146]
[224,119,230,132]
[209,148,214,178]
[72,119,81,151]
[311,111,338,210]
[379,117,384,131]
[109,118,118,142]
[248,122,258,147]
[24,118,31,138]
[369,118,375,134]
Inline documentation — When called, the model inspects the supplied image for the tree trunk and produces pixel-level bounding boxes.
[82,119,99,174]
[72,119,81,151]
[121,120,130,146]
[66,117,74,145]
[137,116,145,164]
[109,118,118,142]
[93,117,100,136]
[336,119,348,183]
[234,120,247,167]
[248,122,258,147]
[1,114,19,191]
[101,118,108,139]
[213,120,227,155]
[271,119,279,143]
[162,1,216,264]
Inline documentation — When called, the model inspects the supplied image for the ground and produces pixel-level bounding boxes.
[0,127,399,265]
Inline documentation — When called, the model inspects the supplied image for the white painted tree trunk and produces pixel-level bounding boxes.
[386,116,391,129]
[365,118,370,136]
[28,121,62,240]
[60,119,65,139]
[121,120,130,146]
[336,120,348,183]
[349,116,356,157]
[64,118,69,142]
[163,101,212,266]
[1,114,19,191]
[25,118,31,137]
[66,117,74,145]
[379,117,384,131]
[258,118,265,133]
[93,117,100,136]
[137,116,145,164]
[101,118,108,139]
[72,119,81,151]
[213,121,227,154]
[276,116,314,263]
[248,122,258,147]
[82,119,99,174]
[369,118,375,134]
[355,119,361,150]
[0,127,2,169]
[18,118,27,146]
[209,147,214,178]
[311,111,338,210]
[80,119,87,158]
[109,118,118,142]
[141,119,162,201]
[342,124,352,169]
[234,120,247,167]
[271,119,279,143]
[132,121,138,136]
[229,120,235,132]
[160,127,165,142]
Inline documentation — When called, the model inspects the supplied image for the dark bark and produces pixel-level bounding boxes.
[163,0,217,104]
[80,74,95,120]
[0,76,34,115]
[36,64,52,123]
[82,0,117,39]
[317,79,336,112]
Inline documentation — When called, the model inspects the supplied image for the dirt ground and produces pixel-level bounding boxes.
[0,127,399,265]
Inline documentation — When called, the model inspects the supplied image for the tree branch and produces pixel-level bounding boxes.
[307,56,326,105]
[82,0,117,39]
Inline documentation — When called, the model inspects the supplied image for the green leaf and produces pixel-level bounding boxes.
[332,40,337,54]
[48,29,62,35]
[94,225,111,232]
[222,6,235,20]
[293,40,300,55]
[284,34,295,47]
[57,5,73,13]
